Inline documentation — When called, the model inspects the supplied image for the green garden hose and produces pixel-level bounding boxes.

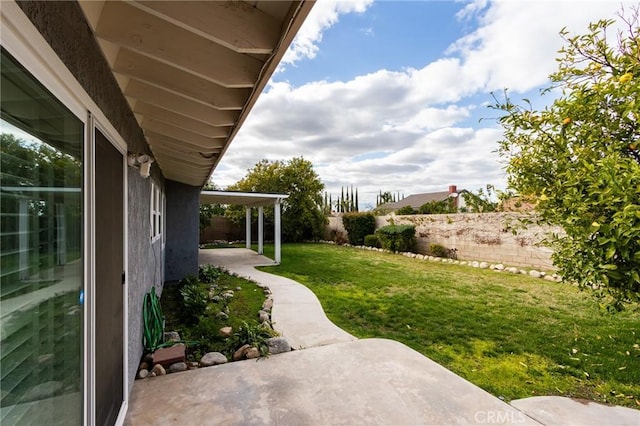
[142,286,198,354]
[143,286,165,353]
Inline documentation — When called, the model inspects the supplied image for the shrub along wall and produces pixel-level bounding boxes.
[327,213,559,270]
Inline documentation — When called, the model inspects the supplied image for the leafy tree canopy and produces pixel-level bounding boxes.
[225,157,327,242]
[494,8,640,308]
[199,181,225,231]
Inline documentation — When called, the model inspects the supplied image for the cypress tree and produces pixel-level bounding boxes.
[355,189,359,212]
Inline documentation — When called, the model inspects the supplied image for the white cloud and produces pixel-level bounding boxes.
[281,0,374,67]
[217,1,632,208]
[449,0,634,93]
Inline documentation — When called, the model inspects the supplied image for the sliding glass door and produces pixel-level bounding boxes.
[0,48,83,425]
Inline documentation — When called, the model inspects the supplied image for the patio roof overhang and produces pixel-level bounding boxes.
[200,190,288,263]
[79,1,315,187]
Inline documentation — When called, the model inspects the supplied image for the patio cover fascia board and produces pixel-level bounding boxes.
[200,190,288,207]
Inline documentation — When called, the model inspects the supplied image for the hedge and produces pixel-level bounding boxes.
[375,224,416,252]
[342,212,376,245]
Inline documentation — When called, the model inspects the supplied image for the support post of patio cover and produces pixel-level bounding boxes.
[245,207,251,249]
[274,200,281,264]
[258,206,264,255]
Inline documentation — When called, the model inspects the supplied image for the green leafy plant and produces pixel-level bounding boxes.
[375,224,416,252]
[396,205,417,215]
[199,264,222,283]
[493,8,640,308]
[418,200,455,214]
[364,234,381,248]
[429,243,448,258]
[342,212,376,245]
[231,321,278,357]
[179,277,208,322]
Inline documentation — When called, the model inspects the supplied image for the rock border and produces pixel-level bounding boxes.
[136,283,292,381]
[320,241,563,283]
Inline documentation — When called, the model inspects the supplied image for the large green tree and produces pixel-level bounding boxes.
[494,9,640,308]
[226,157,327,242]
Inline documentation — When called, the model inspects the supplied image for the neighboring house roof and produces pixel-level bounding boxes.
[79,1,314,187]
[379,191,451,211]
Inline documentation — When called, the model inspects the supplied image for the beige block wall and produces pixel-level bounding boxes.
[327,213,560,270]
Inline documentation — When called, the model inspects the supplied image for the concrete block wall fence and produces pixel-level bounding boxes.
[327,213,560,270]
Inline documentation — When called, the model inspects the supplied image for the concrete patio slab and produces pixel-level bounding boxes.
[198,249,356,350]
[510,396,640,426]
[125,338,540,426]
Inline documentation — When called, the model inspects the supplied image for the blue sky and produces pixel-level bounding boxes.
[215,0,634,210]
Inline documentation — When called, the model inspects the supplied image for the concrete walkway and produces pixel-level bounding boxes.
[124,249,640,425]
[198,248,356,350]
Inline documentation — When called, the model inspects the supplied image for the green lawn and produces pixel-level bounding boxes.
[257,243,640,408]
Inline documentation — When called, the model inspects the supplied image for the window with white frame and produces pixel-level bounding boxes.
[150,181,162,241]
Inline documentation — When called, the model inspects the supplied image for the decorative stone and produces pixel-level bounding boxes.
[233,344,251,361]
[137,369,149,379]
[149,372,156,378]
[216,311,229,320]
[258,311,270,323]
[164,331,180,342]
[506,267,519,274]
[529,270,542,278]
[519,270,528,275]
[544,275,556,282]
[152,344,185,367]
[211,295,221,303]
[471,261,480,268]
[188,361,199,370]
[266,337,291,355]
[219,326,233,337]
[200,352,228,366]
[151,364,166,376]
[235,286,242,291]
[168,362,188,373]
[262,298,274,311]
[139,361,149,371]
[479,262,489,269]
[245,347,260,359]
[222,291,234,300]
[495,264,505,271]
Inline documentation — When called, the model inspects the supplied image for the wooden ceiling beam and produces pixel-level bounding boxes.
[113,49,248,109]
[134,103,231,138]
[124,81,239,126]
[145,130,225,152]
[97,0,262,88]
[141,118,226,149]
[130,0,281,54]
